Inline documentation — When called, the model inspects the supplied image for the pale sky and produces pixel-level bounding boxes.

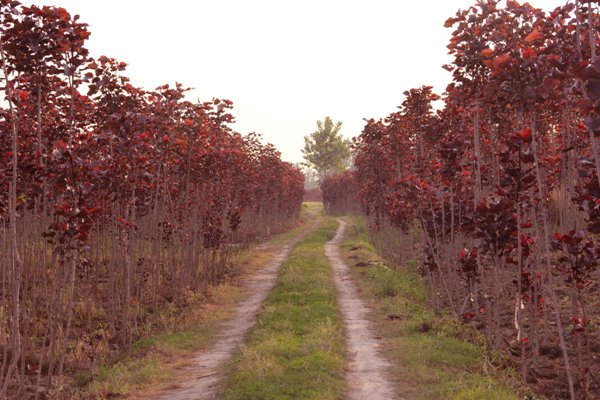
[41,0,568,164]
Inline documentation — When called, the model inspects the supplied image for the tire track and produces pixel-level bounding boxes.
[154,231,308,400]
[325,219,398,400]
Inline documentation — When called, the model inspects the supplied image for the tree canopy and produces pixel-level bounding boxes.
[302,116,351,183]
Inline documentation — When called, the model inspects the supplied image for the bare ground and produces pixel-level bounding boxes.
[325,220,398,400]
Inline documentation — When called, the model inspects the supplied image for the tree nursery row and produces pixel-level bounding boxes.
[323,1,600,398]
[0,1,304,396]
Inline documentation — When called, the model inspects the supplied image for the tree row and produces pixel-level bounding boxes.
[324,1,600,398]
[0,1,303,397]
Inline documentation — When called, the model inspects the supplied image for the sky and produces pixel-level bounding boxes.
[40,0,568,164]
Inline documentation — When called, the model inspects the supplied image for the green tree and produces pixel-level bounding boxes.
[302,116,351,183]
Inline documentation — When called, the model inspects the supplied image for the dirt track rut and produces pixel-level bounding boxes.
[325,220,398,400]
[156,217,397,400]
[155,237,303,400]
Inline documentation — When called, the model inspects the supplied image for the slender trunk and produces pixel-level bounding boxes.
[530,120,576,400]
[473,104,482,203]
[0,33,23,399]
[576,0,583,61]
[516,207,527,380]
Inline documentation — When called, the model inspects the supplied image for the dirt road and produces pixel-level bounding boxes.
[154,217,397,400]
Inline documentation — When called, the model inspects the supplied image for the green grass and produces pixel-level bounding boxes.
[340,214,520,400]
[222,215,346,400]
[266,201,323,245]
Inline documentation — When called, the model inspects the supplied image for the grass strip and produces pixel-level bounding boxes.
[340,214,526,400]
[223,216,346,400]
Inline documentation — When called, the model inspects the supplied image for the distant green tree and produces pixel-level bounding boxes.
[302,116,351,183]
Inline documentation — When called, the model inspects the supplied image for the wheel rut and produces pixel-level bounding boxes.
[325,219,398,400]
[153,233,306,400]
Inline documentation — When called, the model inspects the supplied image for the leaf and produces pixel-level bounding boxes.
[117,217,137,229]
[522,46,536,60]
[140,131,152,141]
[520,233,529,245]
[554,232,564,241]
[56,7,70,21]
[574,63,600,80]
[76,225,90,242]
[17,90,30,101]
[517,128,532,143]
[524,28,543,43]
[480,48,493,58]
[493,53,512,70]
[444,17,455,28]
[83,206,102,216]
[53,139,68,151]
[79,30,91,40]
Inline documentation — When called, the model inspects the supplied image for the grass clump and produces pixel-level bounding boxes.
[223,216,346,400]
[340,214,518,400]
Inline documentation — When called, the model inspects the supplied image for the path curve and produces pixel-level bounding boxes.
[155,234,305,400]
[325,220,398,400]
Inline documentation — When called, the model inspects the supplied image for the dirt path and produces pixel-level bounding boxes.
[325,220,398,400]
[154,233,306,400]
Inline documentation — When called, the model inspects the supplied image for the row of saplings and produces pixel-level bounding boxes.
[0,1,304,398]
[323,1,600,399]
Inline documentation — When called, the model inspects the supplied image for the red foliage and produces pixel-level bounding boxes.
[350,1,600,397]
[321,170,359,214]
[303,187,323,202]
[0,1,303,394]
